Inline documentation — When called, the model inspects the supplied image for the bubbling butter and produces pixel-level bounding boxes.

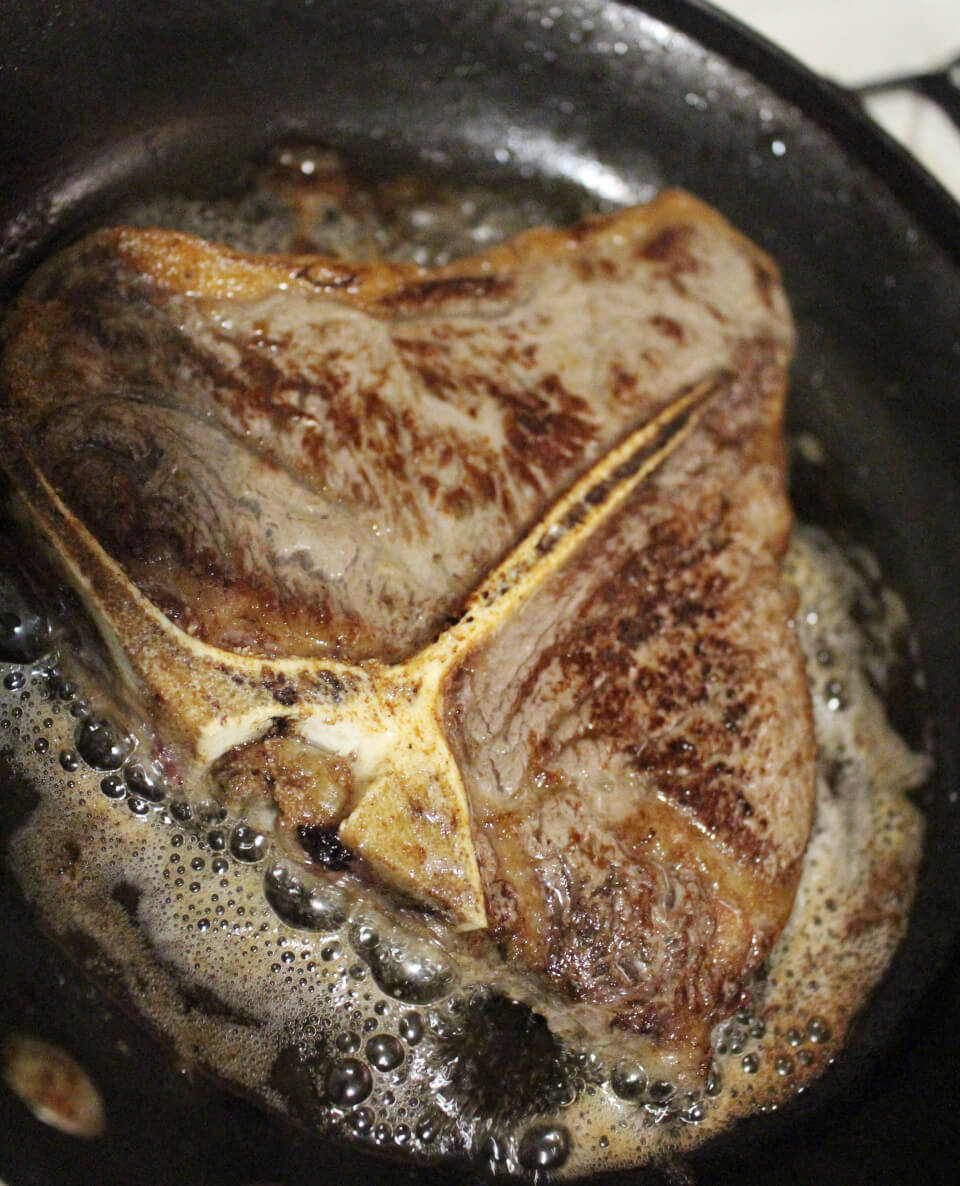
[0,520,928,1178]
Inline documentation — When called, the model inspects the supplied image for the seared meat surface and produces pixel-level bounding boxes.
[446,341,812,1053]
[3,198,784,664]
[0,191,813,1073]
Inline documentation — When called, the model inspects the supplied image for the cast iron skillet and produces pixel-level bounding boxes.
[1,2,959,1183]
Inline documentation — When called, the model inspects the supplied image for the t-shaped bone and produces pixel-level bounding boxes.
[13,373,725,928]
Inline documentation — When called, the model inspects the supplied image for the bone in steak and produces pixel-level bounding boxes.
[0,191,815,1072]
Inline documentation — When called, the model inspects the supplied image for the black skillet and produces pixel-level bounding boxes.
[1,1,959,1183]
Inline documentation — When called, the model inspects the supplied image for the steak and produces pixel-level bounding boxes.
[0,191,815,1073]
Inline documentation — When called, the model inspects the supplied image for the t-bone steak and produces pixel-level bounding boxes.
[0,190,815,1074]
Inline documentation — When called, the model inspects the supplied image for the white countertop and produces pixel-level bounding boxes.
[716,0,960,201]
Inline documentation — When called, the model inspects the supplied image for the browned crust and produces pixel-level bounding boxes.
[105,189,783,312]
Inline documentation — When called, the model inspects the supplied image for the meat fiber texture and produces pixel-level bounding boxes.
[0,191,814,1075]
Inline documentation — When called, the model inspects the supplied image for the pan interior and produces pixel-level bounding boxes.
[1,2,959,1184]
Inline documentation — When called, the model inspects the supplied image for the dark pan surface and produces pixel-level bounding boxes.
[1,2,959,1183]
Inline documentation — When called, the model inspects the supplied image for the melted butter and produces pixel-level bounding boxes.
[0,522,928,1177]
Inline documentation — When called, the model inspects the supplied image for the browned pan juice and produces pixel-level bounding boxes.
[0,149,931,1178]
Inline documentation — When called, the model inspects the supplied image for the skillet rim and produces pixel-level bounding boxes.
[631,0,960,256]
